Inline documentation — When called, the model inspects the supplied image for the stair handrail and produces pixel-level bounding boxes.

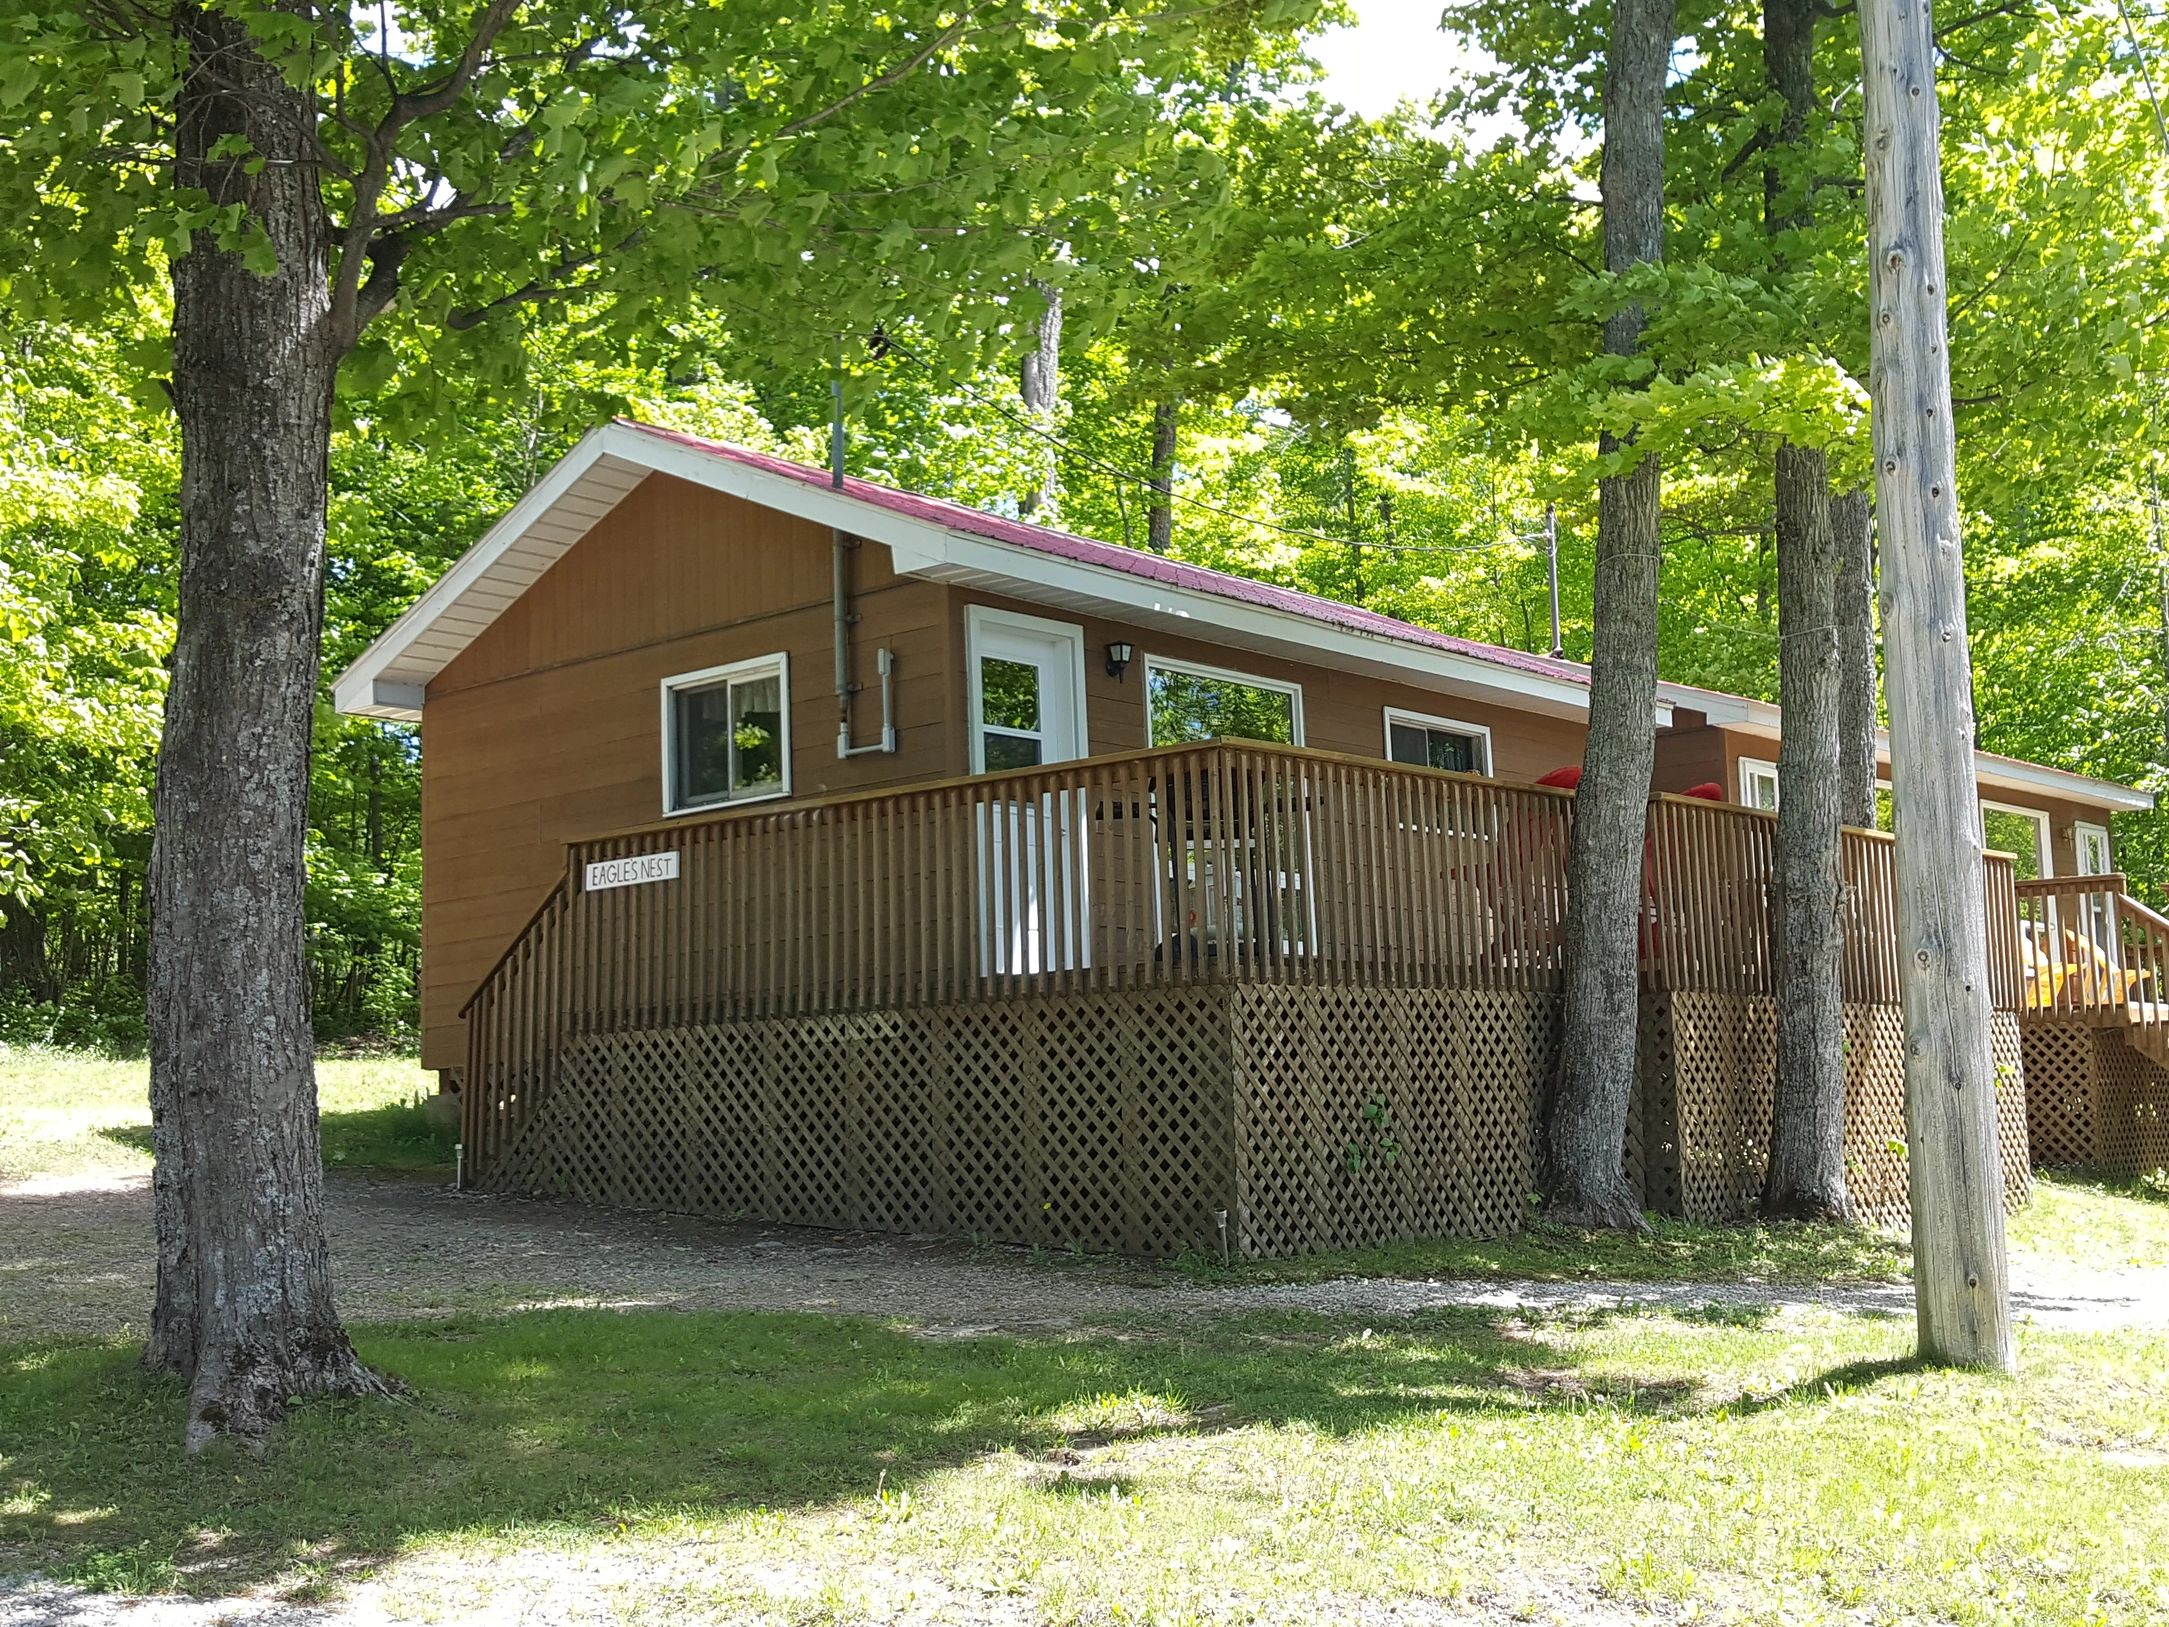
[2013,872,2169,1025]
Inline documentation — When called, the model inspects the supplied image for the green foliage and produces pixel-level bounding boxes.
[4,0,2169,1028]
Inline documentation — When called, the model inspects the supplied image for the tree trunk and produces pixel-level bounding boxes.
[1545,0,1674,1230]
[1832,488,1880,829]
[1764,444,1852,1219]
[1019,278,1062,517]
[1857,0,2013,1369]
[147,2,386,1444]
[1760,0,1851,1220]
[1146,399,1178,554]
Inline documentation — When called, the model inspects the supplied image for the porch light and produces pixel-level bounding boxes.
[1105,641,1135,681]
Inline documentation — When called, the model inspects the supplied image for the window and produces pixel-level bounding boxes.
[660,653,790,815]
[1739,757,1780,811]
[2076,821,2112,877]
[1981,801,2051,881]
[1384,708,1492,775]
[1144,657,1302,746]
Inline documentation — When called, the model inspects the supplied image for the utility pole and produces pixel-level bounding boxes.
[1514,502,1567,660]
[1545,502,1565,659]
[1858,0,2013,1368]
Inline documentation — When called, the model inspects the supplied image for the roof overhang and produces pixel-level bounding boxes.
[1694,694,2153,813]
[334,421,1661,728]
[333,424,2147,814]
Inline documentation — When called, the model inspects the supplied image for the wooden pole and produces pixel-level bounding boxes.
[1856,0,2014,1369]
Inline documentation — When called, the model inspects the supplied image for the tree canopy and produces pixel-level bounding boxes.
[3,0,2167,1044]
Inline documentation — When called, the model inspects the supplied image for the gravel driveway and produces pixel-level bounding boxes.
[7,1167,2167,1346]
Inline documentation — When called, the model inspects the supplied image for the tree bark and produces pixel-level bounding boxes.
[1857,0,2013,1369]
[1760,0,1852,1220]
[148,2,386,1445]
[1146,399,1178,554]
[1019,278,1062,517]
[1763,444,1853,1220]
[1832,488,1880,828]
[1545,0,1674,1231]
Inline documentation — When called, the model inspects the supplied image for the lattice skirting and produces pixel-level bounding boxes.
[484,987,1239,1257]
[2019,1020,2169,1177]
[1229,986,1552,1255]
[475,986,2030,1255]
[1640,994,2031,1228]
[478,984,1557,1258]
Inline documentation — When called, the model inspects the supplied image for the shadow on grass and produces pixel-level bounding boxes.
[0,1300,1920,1604]
[96,1097,454,1176]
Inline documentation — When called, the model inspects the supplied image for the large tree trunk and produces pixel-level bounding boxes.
[1832,488,1880,828]
[1763,445,1852,1219]
[1545,0,1674,1230]
[1146,398,1178,554]
[1019,278,1062,517]
[148,3,385,1446]
[1760,0,1852,1220]
[1857,0,2013,1369]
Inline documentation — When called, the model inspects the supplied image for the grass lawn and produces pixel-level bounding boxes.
[3,1307,2165,1624]
[2009,1169,2169,1270]
[0,1044,451,1180]
[5,1047,2169,1620]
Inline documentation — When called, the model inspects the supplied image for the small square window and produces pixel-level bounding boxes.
[662,655,790,815]
[1384,710,1491,776]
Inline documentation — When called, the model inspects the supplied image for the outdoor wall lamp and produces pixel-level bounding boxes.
[1105,641,1135,681]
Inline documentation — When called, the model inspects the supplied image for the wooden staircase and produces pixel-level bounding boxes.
[2014,873,2169,1065]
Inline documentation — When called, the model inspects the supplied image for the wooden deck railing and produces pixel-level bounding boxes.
[460,740,2024,1169]
[2014,873,2169,1032]
[1641,795,2020,1011]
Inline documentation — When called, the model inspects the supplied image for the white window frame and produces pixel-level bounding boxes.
[1738,756,1781,811]
[1981,798,2053,877]
[963,604,1090,775]
[1141,654,1306,747]
[2075,820,2112,877]
[659,651,793,818]
[1381,706,1493,777]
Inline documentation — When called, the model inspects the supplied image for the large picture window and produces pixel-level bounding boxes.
[1384,708,1492,775]
[661,654,790,815]
[1144,657,1302,746]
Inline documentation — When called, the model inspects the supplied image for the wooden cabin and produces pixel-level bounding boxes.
[334,421,2157,1253]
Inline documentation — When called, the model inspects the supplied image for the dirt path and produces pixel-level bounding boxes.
[8,1168,2167,1345]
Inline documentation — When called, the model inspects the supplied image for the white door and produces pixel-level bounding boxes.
[966,608,1089,974]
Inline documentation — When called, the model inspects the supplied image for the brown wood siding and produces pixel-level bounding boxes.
[1652,713,1732,796]
[420,474,952,1066]
[955,590,1592,781]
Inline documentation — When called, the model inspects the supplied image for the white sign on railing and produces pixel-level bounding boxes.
[584,851,680,892]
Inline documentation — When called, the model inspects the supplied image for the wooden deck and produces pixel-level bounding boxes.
[459,739,2030,1253]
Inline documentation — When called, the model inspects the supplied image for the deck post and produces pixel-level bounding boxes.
[1856,0,2013,1368]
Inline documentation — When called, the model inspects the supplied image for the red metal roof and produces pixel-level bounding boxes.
[617,419,1594,689]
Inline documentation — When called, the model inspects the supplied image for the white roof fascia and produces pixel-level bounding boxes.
[336,421,1662,728]
[331,424,626,721]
